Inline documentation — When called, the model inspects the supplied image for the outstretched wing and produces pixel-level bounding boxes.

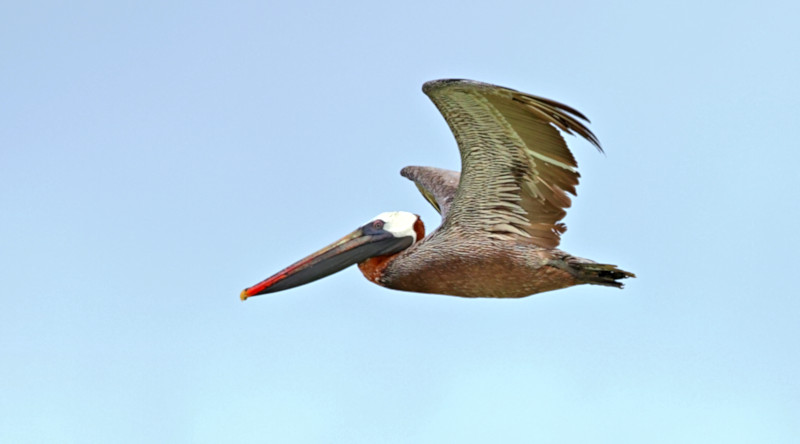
[400,166,460,220]
[422,79,602,249]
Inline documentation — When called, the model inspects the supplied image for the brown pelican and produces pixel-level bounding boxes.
[241,79,634,300]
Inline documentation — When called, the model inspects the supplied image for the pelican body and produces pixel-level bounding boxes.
[241,79,634,300]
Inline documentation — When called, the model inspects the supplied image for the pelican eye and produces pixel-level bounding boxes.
[373,220,385,230]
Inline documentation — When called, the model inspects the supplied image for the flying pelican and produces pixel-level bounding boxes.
[240,79,634,300]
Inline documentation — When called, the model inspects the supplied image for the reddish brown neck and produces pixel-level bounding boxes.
[358,253,399,285]
[412,216,425,242]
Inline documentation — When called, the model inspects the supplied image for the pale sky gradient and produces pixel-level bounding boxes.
[2,1,799,443]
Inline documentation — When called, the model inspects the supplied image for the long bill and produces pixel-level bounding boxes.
[240,224,412,300]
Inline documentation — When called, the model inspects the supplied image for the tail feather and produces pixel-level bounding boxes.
[573,261,636,289]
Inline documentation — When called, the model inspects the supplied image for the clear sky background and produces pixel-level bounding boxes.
[2,1,799,443]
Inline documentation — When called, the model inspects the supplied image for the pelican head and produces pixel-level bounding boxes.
[240,211,424,299]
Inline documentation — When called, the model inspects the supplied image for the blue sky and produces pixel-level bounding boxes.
[2,1,799,442]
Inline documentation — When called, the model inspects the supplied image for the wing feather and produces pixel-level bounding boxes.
[400,166,460,220]
[421,79,602,249]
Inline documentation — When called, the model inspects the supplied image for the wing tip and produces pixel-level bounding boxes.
[511,93,604,154]
[399,165,418,180]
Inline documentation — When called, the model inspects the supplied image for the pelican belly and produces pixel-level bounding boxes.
[377,237,578,298]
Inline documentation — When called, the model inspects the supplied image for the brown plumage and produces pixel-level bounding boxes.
[360,79,634,298]
[240,79,634,301]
